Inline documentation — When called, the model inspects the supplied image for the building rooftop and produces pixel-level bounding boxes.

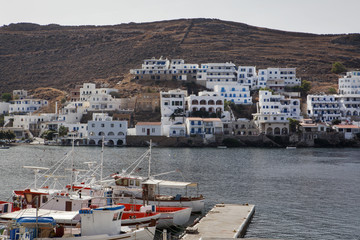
[136,122,162,126]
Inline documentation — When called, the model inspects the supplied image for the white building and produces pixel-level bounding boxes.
[185,117,204,136]
[307,95,341,122]
[213,84,252,104]
[186,91,224,114]
[338,71,360,94]
[9,99,48,113]
[339,95,360,117]
[135,122,162,136]
[0,102,10,114]
[199,62,238,89]
[185,117,223,138]
[333,124,360,139]
[237,66,257,89]
[87,113,127,146]
[12,90,28,99]
[253,90,301,135]
[307,94,360,121]
[257,68,300,91]
[160,89,187,125]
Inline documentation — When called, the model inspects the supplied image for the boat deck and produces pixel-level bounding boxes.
[181,203,255,239]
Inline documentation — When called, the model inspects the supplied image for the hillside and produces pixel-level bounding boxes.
[1,18,360,96]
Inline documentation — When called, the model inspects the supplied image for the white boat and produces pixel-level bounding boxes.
[0,205,156,240]
[113,176,204,213]
[0,145,9,149]
[286,146,297,149]
[112,141,205,213]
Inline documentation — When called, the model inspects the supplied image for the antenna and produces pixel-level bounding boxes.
[23,166,50,188]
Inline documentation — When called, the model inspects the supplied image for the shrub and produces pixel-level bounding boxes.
[331,62,347,74]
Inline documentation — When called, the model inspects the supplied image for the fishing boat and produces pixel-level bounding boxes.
[0,205,156,240]
[119,203,192,228]
[112,140,205,213]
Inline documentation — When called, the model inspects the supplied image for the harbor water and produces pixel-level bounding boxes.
[1,145,359,240]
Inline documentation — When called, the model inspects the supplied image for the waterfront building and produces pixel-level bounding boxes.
[160,89,187,125]
[186,91,224,115]
[199,62,238,89]
[213,84,252,104]
[253,90,301,135]
[231,118,259,136]
[9,99,48,113]
[338,71,360,94]
[87,113,127,146]
[332,124,360,139]
[135,122,162,136]
[185,117,223,137]
[168,123,186,137]
[257,68,300,91]
[237,66,257,89]
[306,94,341,122]
[339,94,360,117]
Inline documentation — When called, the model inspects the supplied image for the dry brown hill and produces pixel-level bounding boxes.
[1,18,360,95]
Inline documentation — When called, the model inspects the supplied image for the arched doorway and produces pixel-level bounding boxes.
[274,127,280,135]
[117,140,124,146]
[266,127,273,135]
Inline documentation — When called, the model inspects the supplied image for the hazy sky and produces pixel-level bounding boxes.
[1,0,359,34]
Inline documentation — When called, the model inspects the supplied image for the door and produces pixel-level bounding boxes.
[65,201,72,211]
[147,129,150,135]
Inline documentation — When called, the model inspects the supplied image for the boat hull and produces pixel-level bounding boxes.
[116,197,204,213]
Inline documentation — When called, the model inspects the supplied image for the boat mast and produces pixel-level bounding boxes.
[70,134,75,191]
[101,136,104,181]
[148,139,152,178]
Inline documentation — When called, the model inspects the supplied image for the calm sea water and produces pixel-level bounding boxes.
[1,145,359,239]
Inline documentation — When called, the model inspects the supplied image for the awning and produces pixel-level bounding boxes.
[142,179,198,188]
[0,208,79,225]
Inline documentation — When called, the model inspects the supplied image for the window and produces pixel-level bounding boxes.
[101,124,105,127]
[152,128,155,133]
[111,124,114,128]
[142,128,145,133]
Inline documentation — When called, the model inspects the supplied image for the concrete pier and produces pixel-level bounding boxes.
[181,203,255,239]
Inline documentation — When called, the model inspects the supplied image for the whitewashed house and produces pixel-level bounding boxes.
[213,84,252,104]
[186,91,224,114]
[135,122,162,136]
[307,95,341,122]
[333,124,360,139]
[338,71,360,95]
[185,117,204,136]
[199,62,238,89]
[237,66,257,89]
[0,102,10,114]
[160,89,187,125]
[12,90,28,99]
[87,113,127,146]
[257,68,300,91]
[253,90,301,135]
[9,99,48,114]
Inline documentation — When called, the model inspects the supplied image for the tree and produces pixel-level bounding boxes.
[0,130,15,141]
[299,80,311,96]
[328,87,337,94]
[331,62,347,74]
[41,130,57,140]
[58,125,68,137]
[288,118,301,133]
[1,93,12,102]
[331,119,341,125]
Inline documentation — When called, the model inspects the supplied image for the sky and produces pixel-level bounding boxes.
[1,0,359,34]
